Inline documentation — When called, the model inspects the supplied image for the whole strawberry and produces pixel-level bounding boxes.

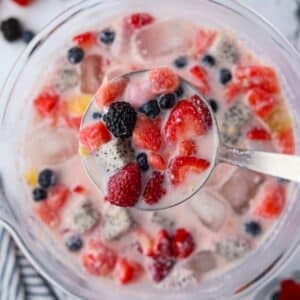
[105,163,141,207]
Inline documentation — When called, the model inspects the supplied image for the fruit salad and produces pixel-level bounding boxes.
[22,12,295,289]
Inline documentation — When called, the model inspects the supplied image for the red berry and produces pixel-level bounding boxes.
[190,66,210,95]
[164,100,206,143]
[246,127,271,141]
[79,122,111,152]
[168,156,210,185]
[148,152,166,171]
[82,240,117,276]
[190,94,213,130]
[133,116,162,152]
[225,82,242,103]
[35,203,59,228]
[149,67,179,94]
[95,77,128,107]
[247,88,276,119]
[33,91,59,117]
[73,185,85,193]
[148,255,175,283]
[153,229,173,257]
[11,0,33,6]
[180,140,197,156]
[254,181,286,219]
[105,163,141,207]
[172,228,195,259]
[275,128,295,154]
[194,29,216,56]
[143,172,166,205]
[115,258,143,284]
[72,32,96,47]
[280,279,300,300]
[126,13,154,29]
[47,184,69,211]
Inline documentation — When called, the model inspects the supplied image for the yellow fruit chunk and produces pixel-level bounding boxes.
[24,168,38,187]
[265,105,293,135]
[67,94,92,116]
[79,145,89,157]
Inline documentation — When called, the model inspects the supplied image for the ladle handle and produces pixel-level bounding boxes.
[218,144,300,182]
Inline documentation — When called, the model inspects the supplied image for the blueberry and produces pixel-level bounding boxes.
[21,30,35,44]
[159,93,176,109]
[175,85,184,98]
[136,153,149,172]
[220,68,232,85]
[245,221,262,237]
[270,291,279,300]
[202,54,216,67]
[67,47,84,64]
[32,188,47,202]
[100,28,115,45]
[173,56,188,69]
[209,99,219,113]
[38,169,56,189]
[139,100,160,118]
[0,17,22,42]
[65,235,83,252]
[92,112,102,119]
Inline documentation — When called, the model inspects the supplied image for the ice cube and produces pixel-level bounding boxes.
[151,212,175,230]
[189,190,227,231]
[133,19,197,62]
[80,55,103,94]
[220,168,265,213]
[185,251,217,275]
[205,163,236,188]
[23,126,78,166]
[160,267,197,289]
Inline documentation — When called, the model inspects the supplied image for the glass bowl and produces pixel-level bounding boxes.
[1,0,300,299]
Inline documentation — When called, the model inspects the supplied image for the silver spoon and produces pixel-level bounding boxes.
[81,69,300,211]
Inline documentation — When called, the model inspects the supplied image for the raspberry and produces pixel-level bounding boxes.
[190,94,213,130]
[148,255,175,283]
[189,66,210,95]
[72,31,96,47]
[275,128,295,154]
[172,228,195,259]
[133,116,162,152]
[96,77,128,107]
[33,91,59,117]
[115,258,143,284]
[153,229,173,257]
[103,102,137,138]
[246,127,271,141]
[148,152,166,171]
[180,140,197,156]
[79,122,111,152]
[149,68,179,94]
[143,172,166,205]
[194,29,216,56]
[82,240,117,276]
[168,156,210,185]
[126,13,154,29]
[11,0,33,6]
[164,100,206,143]
[105,163,141,207]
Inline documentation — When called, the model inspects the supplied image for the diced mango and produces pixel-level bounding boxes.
[67,94,92,116]
[24,167,38,187]
[79,145,89,157]
[265,105,293,134]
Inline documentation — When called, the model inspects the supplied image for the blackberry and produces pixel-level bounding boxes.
[173,56,188,69]
[32,188,47,201]
[103,102,137,138]
[0,17,22,42]
[159,93,176,109]
[136,152,149,172]
[139,100,160,118]
[68,47,84,64]
[202,54,216,67]
[220,68,232,85]
[65,235,83,252]
[38,169,56,189]
[100,28,116,45]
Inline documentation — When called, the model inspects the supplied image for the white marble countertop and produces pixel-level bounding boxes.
[0,1,300,299]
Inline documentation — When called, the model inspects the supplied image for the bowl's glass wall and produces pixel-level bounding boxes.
[1,0,300,299]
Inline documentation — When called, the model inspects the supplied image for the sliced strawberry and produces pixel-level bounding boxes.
[115,258,143,285]
[172,228,195,259]
[11,0,33,6]
[149,67,179,94]
[125,13,154,29]
[135,229,154,256]
[254,181,286,219]
[148,255,175,283]
[95,77,128,107]
[164,100,206,143]
[275,128,295,155]
[247,88,276,119]
[190,94,213,129]
[72,31,96,47]
[148,152,166,171]
[224,82,242,103]
[235,65,280,94]
[133,116,162,151]
[79,122,111,152]
[82,240,117,276]
[246,127,271,141]
[47,184,69,211]
[35,203,59,228]
[153,229,173,257]
[180,140,197,156]
[33,91,59,117]
[105,163,141,207]
[194,29,216,56]
[143,172,166,205]
[190,66,210,95]
[168,156,210,185]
